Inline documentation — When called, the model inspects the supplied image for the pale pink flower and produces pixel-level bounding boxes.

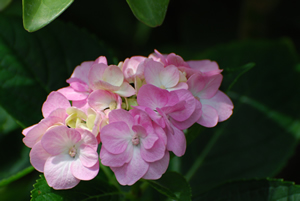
[143,59,188,91]
[100,109,168,185]
[187,73,233,127]
[122,56,147,83]
[58,56,108,111]
[136,84,201,156]
[30,126,99,189]
[88,63,136,97]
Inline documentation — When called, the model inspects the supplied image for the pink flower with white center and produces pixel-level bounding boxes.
[30,126,99,189]
[136,84,201,157]
[100,109,168,185]
[187,73,233,127]
[88,63,136,97]
[143,59,188,91]
[58,56,108,111]
[122,56,147,83]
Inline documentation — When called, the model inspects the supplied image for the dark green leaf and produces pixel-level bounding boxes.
[22,0,73,32]
[147,172,191,201]
[0,12,113,128]
[0,0,12,11]
[0,128,32,185]
[0,105,19,134]
[195,179,300,201]
[126,0,169,27]
[31,174,123,201]
[182,39,300,195]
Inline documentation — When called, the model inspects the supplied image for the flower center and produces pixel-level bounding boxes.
[131,133,140,146]
[109,101,117,110]
[68,146,77,158]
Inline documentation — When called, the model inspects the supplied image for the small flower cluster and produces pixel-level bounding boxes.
[22,50,233,189]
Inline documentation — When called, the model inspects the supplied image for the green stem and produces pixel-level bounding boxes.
[185,129,223,181]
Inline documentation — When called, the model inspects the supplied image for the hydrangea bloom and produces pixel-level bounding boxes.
[30,126,99,189]
[100,109,169,185]
[22,49,233,189]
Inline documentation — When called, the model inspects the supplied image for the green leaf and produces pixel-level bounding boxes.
[195,179,300,201]
[0,129,32,185]
[22,0,73,32]
[31,174,123,201]
[126,0,169,27]
[0,105,19,134]
[182,39,300,195]
[147,172,191,201]
[0,0,12,11]
[0,12,113,128]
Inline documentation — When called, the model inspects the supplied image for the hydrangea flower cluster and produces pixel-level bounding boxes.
[22,50,233,189]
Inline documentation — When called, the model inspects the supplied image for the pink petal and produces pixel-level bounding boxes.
[102,65,124,87]
[123,56,146,83]
[187,60,220,72]
[188,73,222,99]
[79,129,98,151]
[166,53,189,67]
[78,144,98,167]
[100,121,132,154]
[196,104,218,128]
[144,59,164,86]
[113,82,136,97]
[168,90,197,122]
[23,116,64,148]
[88,90,121,111]
[88,63,108,90]
[42,126,81,155]
[166,126,186,157]
[159,65,180,88]
[201,90,234,122]
[30,141,51,172]
[143,151,169,180]
[22,124,37,136]
[100,145,133,167]
[94,56,107,65]
[140,135,165,162]
[171,100,202,130]
[44,154,80,190]
[68,78,90,92]
[71,157,99,180]
[108,109,134,128]
[167,82,188,91]
[42,91,71,118]
[70,61,94,84]
[111,147,149,185]
[137,84,169,109]
[57,87,88,101]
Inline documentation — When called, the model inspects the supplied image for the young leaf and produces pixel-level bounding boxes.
[0,12,113,128]
[22,0,74,32]
[31,174,123,200]
[182,39,300,195]
[194,178,300,201]
[126,0,169,27]
[147,172,192,201]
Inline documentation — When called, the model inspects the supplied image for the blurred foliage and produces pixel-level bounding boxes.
[0,0,300,200]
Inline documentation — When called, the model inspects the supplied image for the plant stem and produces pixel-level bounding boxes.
[185,128,223,181]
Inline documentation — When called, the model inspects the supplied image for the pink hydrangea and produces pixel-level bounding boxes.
[30,126,99,189]
[136,84,202,156]
[100,109,169,185]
